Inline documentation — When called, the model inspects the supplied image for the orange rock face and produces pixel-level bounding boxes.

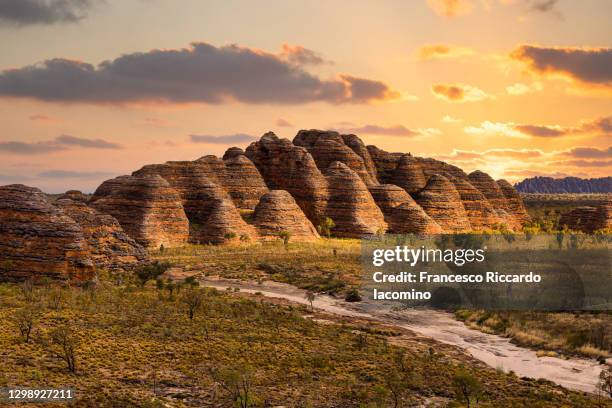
[497,179,530,225]
[450,177,502,231]
[90,175,189,249]
[324,162,387,237]
[246,132,329,224]
[415,175,472,233]
[55,198,149,271]
[253,190,320,241]
[0,185,95,282]
[391,154,427,194]
[369,185,442,234]
[559,200,611,233]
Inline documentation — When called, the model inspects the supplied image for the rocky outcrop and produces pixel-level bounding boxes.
[0,184,94,282]
[366,145,402,184]
[294,130,377,186]
[90,175,189,249]
[55,198,148,271]
[132,160,258,243]
[468,170,520,229]
[559,201,612,233]
[369,185,442,234]
[497,179,530,225]
[415,175,471,232]
[245,132,329,223]
[515,176,612,193]
[223,154,269,209]
[252,190,319,241]
[391,154,427,194]
[341,134,379,183]
[222,147,245,160]
[58,190,89,203]
[416,157,468,181]
[324,162,386,237]
[451,177,502,231]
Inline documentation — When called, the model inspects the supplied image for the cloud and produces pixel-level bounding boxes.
[275,118,292,127]
[549,159,612,168]
[189,133,257,144]
[504,169,586,179]
[505,82,543,95]
[431,84,491,102]
[527,0,560,14]
[439,148,544,160]
[55,134,121,149]
[0,0,96,26]
[37,169,115,179]
[29,114,58,122]
[280,44,327,66]
[0,140,67,154]
[0,135,121,154]
[426,0,473,17]
[442,115,463,123]
[465,116,611,138]
[0,42,398,105]
[560,146,611,159]
[334,124,440,137]
[418,44,474,61]
[511,45,612,87]
[140,117,173,128]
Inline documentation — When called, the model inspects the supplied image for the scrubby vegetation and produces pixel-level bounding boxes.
[0,279,603,407]
[521,193,611,227]
[455,310,611,360]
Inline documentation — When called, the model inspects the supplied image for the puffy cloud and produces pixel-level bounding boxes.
[511,45,612,87]
[37,169,115,179]
[431,84,491,102]
[426,0,473,17]
[418,44,474,61]
[465,116,611,138]
[0,0,96,26]
[55,134,121,149]
[275,118,293,127]
[280,44,326,66]
[560,146,612,159]
[0,42,398,105]
[0,135,121,154]
[549,159,612,168]
[505,82,543,95]
[441,115,463,123]
[189,134,257,144]
[0,140,67,154]
[334,124,440,137]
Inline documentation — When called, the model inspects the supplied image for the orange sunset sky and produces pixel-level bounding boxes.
[0,0,610,192]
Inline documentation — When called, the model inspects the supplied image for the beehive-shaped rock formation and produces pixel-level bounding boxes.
[369,185,442,234]
[559,201,611,233]
[341,134,379,183]
[222,146,245,160]
[294,130,376,185]
[366,145,403,184]
[252,190,320,241]
[245,132,329,223]
[324,162,386,237]
[90,175,189,249]
[392,154,427,194]
[415,175,471,232]
[0,185,94,281]
[58,190,89,203]
[223,154,269,209]
[468,170,520,229]
[450,177,502,231]
[55,198,148,271]
[497,179,530,225]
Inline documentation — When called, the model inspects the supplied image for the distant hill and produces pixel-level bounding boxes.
[515,176,612,193]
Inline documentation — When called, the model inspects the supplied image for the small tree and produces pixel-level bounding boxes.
[278,231,291,250]
[453,368,482,408]
[46,325,78,373]
[317,217,335,238]
[136,261,171,287]
[182,288,205,320]
[305,291,316,311]
[12,305,41,343]
[598,366,612,398]
[211,365,254,408]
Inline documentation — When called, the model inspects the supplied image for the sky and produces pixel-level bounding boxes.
[0,0,610,193]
